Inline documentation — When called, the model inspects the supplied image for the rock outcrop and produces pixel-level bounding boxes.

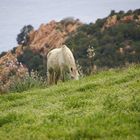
[120,15,134,22]
[103,15,118,29]
[28,20,82,55]
[102,14,140,31]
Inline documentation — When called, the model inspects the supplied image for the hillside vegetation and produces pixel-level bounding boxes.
[0,65,140,140]
[66,9,140,73]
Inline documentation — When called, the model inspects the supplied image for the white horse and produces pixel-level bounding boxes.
[47,45,79,84]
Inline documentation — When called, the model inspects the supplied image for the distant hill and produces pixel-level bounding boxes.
[65,9,140,73]
[0,65,140,139]
[0,9,140,92]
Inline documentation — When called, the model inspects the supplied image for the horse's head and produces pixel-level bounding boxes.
[70,67,79,80]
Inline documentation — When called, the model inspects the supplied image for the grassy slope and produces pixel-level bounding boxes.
[0,65,140,140]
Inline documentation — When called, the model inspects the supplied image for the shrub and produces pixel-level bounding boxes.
[9,72,47,93]
[17,48,46,77]
[0,51,6,58]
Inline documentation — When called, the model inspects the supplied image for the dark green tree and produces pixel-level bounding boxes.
[17,49,46,77]
[17,25,34,46]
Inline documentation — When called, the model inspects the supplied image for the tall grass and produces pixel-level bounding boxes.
[9,72,47,93]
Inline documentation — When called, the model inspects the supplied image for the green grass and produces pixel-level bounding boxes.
[0,65,140,140]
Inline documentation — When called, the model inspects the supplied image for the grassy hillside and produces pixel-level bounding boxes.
[0,65,140,140]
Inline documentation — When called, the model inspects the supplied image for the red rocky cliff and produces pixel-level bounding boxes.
[28,19,82,55]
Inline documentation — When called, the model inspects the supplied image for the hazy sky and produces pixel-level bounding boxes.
[0,0,140,53]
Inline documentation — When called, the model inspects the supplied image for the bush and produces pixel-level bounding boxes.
[17,48,46,77]
[9,72,47,93]
[0,51,6,58]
